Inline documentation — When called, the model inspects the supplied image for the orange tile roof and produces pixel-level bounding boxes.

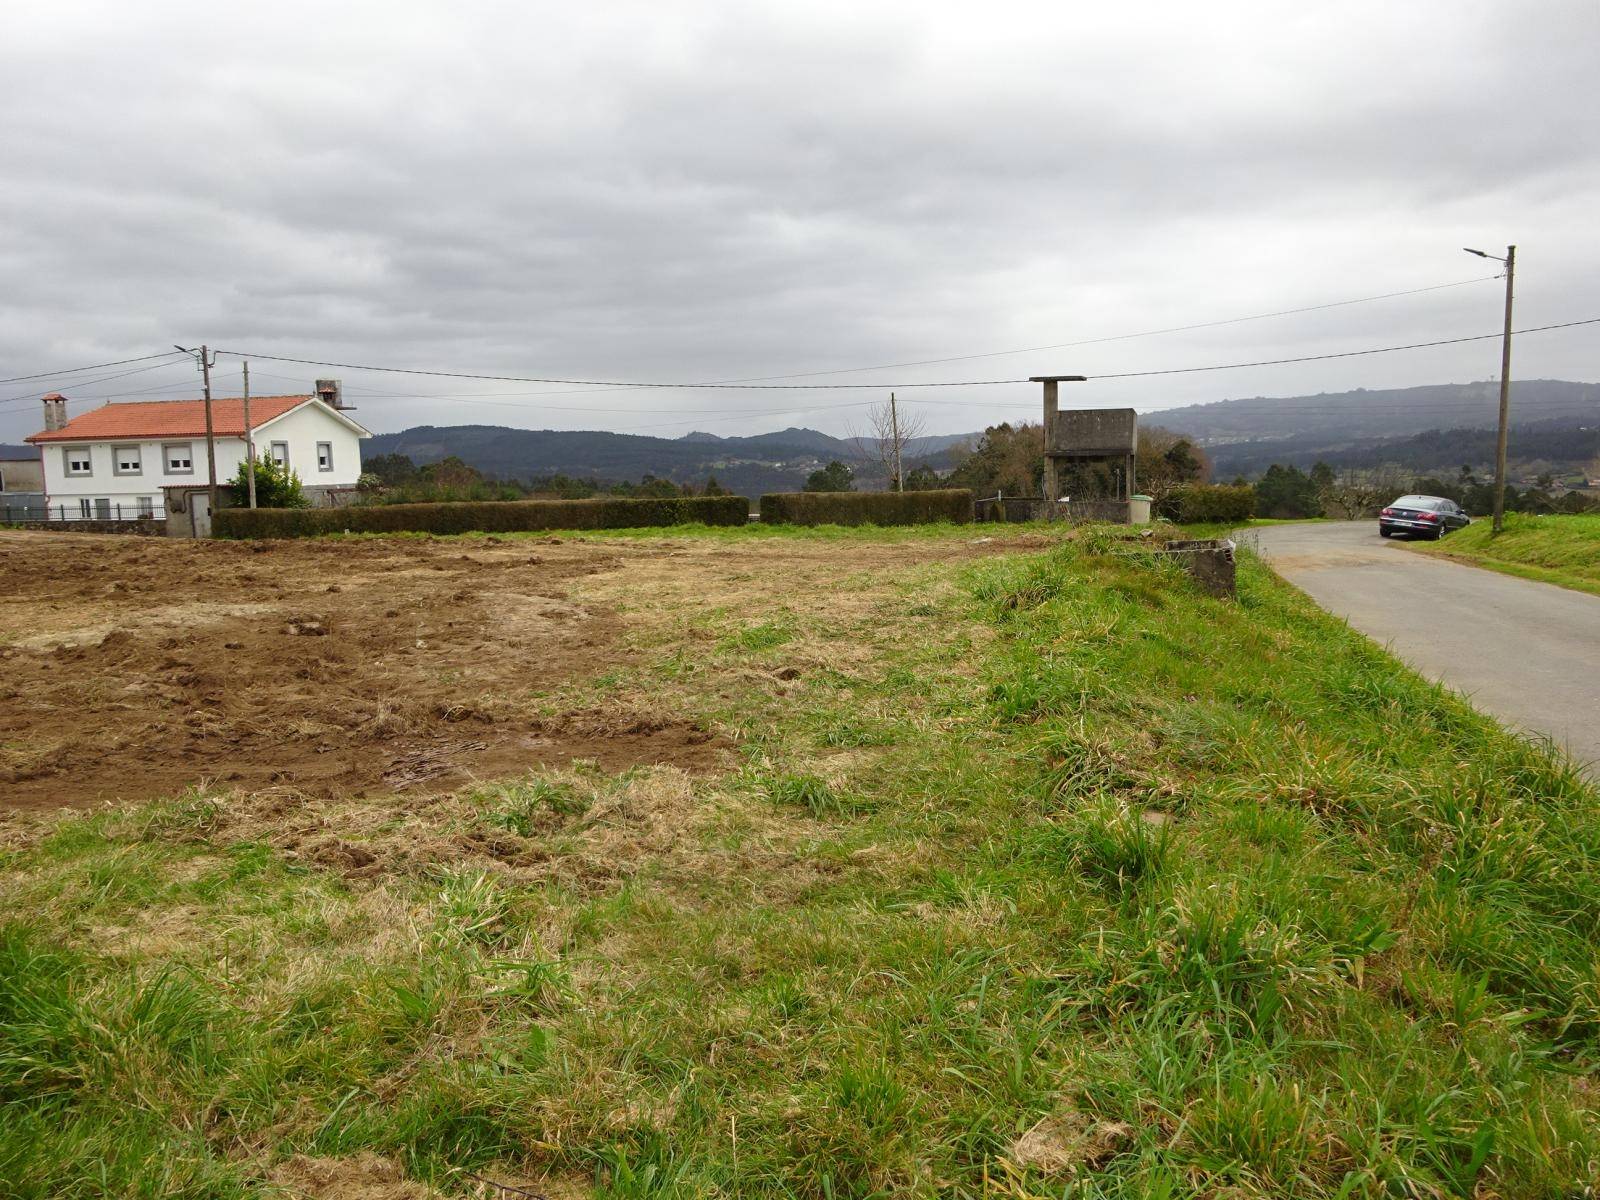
[26,396,311,443]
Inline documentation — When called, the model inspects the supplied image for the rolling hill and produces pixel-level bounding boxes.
[359,380,1599,489]
[360,425,969,494]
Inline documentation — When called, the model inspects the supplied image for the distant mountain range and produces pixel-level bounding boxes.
[361,381,1597,488]
[361,425,971,494]
[10,380,1592,488]
[1151,380,1600,476]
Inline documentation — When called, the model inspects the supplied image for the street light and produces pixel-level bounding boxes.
[1463,245,1515,533]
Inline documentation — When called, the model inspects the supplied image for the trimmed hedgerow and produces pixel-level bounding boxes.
[759,489,973,527]
[1158,484,1256,524]
[212,495,751,538]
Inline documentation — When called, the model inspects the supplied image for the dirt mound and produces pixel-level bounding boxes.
[0,532,726,812]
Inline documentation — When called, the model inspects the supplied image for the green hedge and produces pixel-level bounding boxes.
[212,495,751,538]
[1157,484,1257,524]
[759,489,973,526]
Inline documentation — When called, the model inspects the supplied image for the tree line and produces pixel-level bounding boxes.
[360,453,733,502]
[1252,462,1600,519]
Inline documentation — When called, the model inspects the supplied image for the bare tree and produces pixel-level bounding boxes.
[1322,465,1411,518]
[854,394,928,491]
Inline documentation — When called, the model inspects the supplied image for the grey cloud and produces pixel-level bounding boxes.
[1,0,1595,442]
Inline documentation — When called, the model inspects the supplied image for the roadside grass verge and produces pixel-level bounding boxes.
[1410,511,1600,596]
[3,527,1597,1196]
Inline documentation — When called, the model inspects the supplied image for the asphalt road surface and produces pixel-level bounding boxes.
[1245,521,1600,772]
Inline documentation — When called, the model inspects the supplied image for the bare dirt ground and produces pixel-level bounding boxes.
[1,528,1046,815]
[0,531,721,812]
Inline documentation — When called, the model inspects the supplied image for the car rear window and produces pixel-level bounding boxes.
[1393,496,1439,510]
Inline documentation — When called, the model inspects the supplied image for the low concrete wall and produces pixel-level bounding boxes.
[0,518,168,536]
[974,497,1133,524]
[1159,538,1237,598]
[974,497,1050,523]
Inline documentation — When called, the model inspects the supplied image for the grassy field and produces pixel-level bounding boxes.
[1412,512,1600,596]
[4,523,1598,1197]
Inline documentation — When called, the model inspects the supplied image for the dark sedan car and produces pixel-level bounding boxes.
[1378,494,1471,539]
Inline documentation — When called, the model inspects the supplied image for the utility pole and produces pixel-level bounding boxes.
[242,360,257,509]
[1464,245,1515,533]
[175,344,222,516]
[890,392,903,492]
[1492,246,1515,534]
[200,345,219,515]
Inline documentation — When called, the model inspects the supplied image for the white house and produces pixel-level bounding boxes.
[25,381,371,520]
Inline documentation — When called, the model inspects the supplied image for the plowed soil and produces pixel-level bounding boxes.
[0,531,727,811]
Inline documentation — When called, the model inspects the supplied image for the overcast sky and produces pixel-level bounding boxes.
[2,0,1595,443]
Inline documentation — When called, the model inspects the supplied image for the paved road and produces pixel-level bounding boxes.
[1245,521,1600,772]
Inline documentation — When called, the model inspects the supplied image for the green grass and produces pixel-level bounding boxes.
[4,527,1599,1196]
[1411,512,1600,596]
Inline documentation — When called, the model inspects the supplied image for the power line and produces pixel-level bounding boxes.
[700,275,1505,383]
[0,358,201,410]
[0,351,187,386]
[211,348,1025,389]
[213,316,1600,396]
[219,274,1507,404]
[1086,318,1600,381]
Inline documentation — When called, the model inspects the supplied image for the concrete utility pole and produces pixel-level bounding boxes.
[242,360,257,509]
[200,345,219,514]
[890,392,903,492]
[175,344,222,515]
[1492,247,1515,535]
[1464,245,1515,534]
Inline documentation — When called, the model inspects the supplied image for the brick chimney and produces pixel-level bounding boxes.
[315,379,346,410]
[41,393,67,432]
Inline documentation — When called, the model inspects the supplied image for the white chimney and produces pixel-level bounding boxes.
[41,393,67,432]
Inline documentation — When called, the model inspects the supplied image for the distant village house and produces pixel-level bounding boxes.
[24,381,370,519]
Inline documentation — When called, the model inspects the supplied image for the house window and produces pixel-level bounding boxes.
[316,441,333,472]
[270,441,289,468]
[136,496,155,519]
[65,447,92,477]
[78,498,92,519]
[164,443,194,474]
[114,445,142,476]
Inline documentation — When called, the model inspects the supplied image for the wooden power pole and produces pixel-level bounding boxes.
[242,360,257,508]
[890,392,903,492]
[1491,245,1515,534]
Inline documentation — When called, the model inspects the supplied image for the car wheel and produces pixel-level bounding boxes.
[1379,528,1392,538]
[1431,525,1445,540]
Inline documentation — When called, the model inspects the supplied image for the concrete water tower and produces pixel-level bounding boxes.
[1030,376,1137,503]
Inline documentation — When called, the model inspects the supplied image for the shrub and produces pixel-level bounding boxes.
[229,457,307,508]
[759,489,973,526]
[212,494,750,538]
[1158,484,1256,523]
[803,461,856,492]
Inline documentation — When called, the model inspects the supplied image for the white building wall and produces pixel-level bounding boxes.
[251,403,364,488]
[39,402,365,518]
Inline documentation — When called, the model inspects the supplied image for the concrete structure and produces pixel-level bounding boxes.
[0,448,45,520]
[1033,386,1138,502]
[24,386,370,520]
[1022,377,1140,522]
[1159,538,1237,597]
